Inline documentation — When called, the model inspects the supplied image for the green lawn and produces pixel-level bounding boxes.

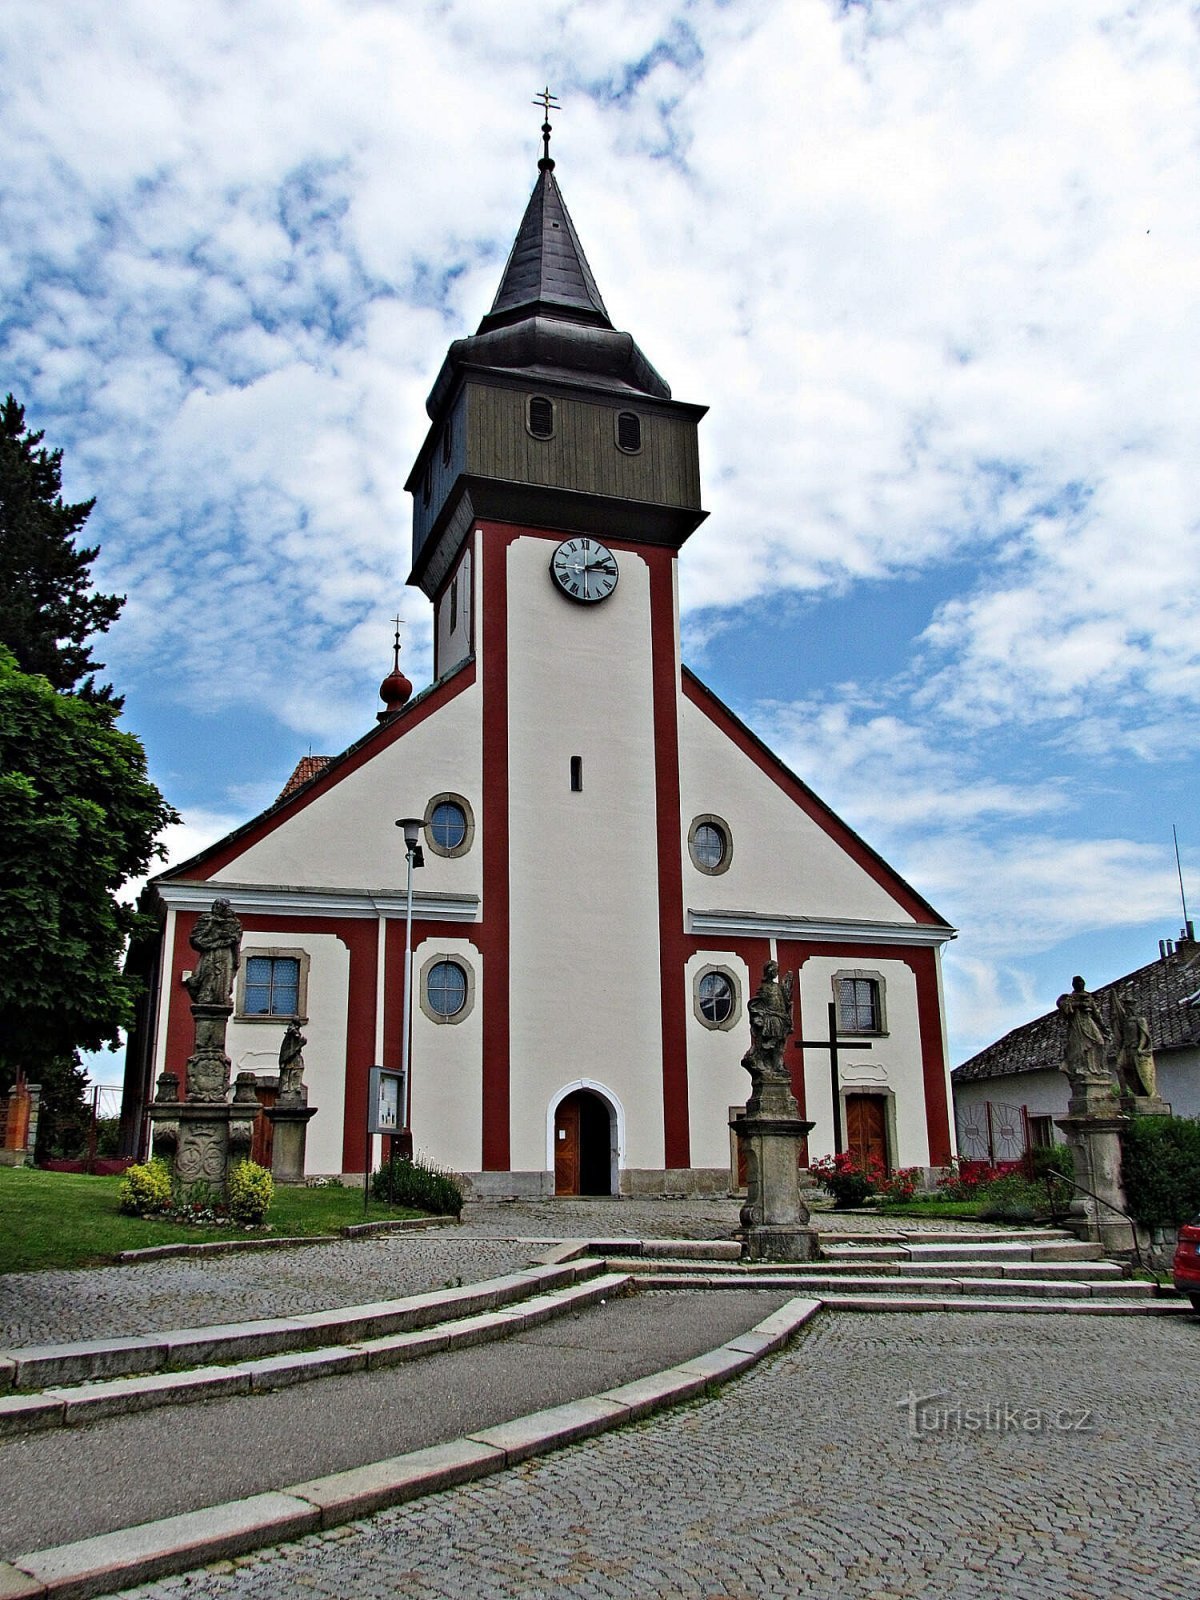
[0,1166,421,1274]
[874,1196,988,1220]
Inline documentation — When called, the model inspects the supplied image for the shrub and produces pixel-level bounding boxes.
[94,1116,121,1157]
[809,1151,883,1209]
[878,1166,922,1204]
[227,1161,274,1224]
[372,1154,464,1217]
[1122,1116,1200,1228]
[977,1172,1044,1222]
[1028,1143,1074,1217]
[118,1157,173,1216]
[936,1159,1021,1200]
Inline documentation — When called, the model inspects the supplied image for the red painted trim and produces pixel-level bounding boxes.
[781,939,952,1166]
[477,522,518,1170]
[164,661,476,883]
[681,672,947,926]
[646,546,690,1168]
[164,913,198,1089]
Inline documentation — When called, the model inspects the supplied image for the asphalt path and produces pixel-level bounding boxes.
[0,1288,790,1560]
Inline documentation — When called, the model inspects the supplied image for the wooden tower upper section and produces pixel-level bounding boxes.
[405,148,708,600]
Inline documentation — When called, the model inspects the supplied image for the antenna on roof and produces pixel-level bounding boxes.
[1174,824,1195,943]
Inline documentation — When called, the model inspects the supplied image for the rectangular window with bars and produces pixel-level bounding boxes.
[243,955,301,1017]
[836,977,881,1034]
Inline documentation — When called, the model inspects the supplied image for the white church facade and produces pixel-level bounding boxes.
[123,148,957,1196]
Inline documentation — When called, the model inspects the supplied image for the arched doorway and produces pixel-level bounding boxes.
[553,1088,615,1196]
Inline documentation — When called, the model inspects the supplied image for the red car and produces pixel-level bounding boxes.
[1172,1218,1200,1308]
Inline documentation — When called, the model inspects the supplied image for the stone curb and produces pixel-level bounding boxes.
[1,1296,822,1597]
[115,1213,450,1264]
[0,1272,632,1438]
[0,1260,608,1396]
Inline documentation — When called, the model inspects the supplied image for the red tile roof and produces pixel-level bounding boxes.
[276,755,332,803]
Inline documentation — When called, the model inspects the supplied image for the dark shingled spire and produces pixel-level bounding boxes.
[481,167,610,333]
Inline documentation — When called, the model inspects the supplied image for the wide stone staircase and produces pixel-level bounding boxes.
[0,1257,633,1441]
[586,1227,1191,1316]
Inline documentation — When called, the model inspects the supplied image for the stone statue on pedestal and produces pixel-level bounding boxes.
[742,961,795,1107]
[731,960,815,1261]
[266,1020,318,1183]
[1109,987,1157,1100]
[278,1022,308,1105]
[183,899,242,1007]
[1056,976,1111,1091]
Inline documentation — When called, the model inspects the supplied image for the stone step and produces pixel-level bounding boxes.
[0,1272,634,1440]
[612,1254,1124,1282]
[635,1272,1158,1300]
[582,1237,744,1262]
[819,1228,1078,1246]
[635,1276,1188,1315]
[0,1258,608,1395]
[823,1239,1104,1265]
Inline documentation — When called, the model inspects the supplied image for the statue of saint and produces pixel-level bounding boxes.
[278,1021,308,1104]
[1109,986,1156,1098]
[742,960,795,1086]
[1056,976,1109,1085]
[183,899,243,1007]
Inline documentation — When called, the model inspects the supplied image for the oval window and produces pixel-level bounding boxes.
[616,411,641,452]
[430,800,467,851]
[692,822,727,871]
[426,960,467,1018]
[698,971,734,1026]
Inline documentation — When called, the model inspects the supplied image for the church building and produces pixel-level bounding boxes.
[123,138,957,1196]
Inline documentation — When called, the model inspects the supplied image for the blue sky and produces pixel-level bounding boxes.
[2,0,1197,1084]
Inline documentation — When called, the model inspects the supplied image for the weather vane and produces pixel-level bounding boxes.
[533,85,560,171]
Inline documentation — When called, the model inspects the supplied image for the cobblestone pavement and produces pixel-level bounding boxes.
[111,1310,1200,1600]
[0,1198,1023,1348]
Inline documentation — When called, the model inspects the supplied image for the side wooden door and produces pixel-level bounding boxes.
[845,1094,888,1174]
[554,1097,581,1195]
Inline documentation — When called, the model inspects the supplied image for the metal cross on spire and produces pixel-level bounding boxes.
[390,614,406,673]
[532,85,561,171]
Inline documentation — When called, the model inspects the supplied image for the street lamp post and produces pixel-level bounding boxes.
[394,817,424,1160]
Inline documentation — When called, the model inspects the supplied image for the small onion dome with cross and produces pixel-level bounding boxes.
[377,617,413,721]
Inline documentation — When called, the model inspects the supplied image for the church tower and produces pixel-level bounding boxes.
[403,131,711,1183]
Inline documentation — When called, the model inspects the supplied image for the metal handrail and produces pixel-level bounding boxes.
[1045,1168,1144,1273]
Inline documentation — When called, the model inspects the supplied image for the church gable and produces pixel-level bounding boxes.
[679,669,946,930]
[162,661,479,892]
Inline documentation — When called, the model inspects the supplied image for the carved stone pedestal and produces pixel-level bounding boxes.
[732,1077,817,1262]
[1056,1079,1134,1254]
[266,1103,318,1183]
[1120,1095,1171,1119]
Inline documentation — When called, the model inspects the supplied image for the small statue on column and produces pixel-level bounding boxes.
[278,1021,309,1105]
[742,961,796,1109]
[1056,976,1111,1093]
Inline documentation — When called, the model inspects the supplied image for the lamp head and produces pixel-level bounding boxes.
[395,816,424,851]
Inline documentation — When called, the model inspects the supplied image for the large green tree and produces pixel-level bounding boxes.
[0,394,123,702]
[0,646,176,1087]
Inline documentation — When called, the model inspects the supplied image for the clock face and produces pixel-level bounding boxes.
[549,537,619,604]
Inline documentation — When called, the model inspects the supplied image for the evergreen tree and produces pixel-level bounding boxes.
[0,394,124,702]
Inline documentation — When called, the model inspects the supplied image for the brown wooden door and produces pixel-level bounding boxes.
[845,1095,888,1174]
[554,1097,581,1195]
[251,1086,277,1169]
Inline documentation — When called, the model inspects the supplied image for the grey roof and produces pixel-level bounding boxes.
[952,940,1200,1083]
[424,163,671,418]
[482,167,609,331]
